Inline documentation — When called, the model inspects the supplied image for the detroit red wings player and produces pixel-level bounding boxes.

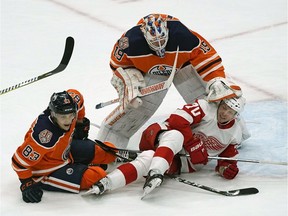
[85,97,250,198]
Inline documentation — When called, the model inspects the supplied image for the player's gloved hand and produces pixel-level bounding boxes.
[184,137,208,165]
[206,77,242,102]
[74,117,90,140]
[216,161,239,179]
[20,178,43,203]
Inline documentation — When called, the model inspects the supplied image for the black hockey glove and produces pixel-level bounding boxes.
[74,117,90,140]
[20,178,43,203]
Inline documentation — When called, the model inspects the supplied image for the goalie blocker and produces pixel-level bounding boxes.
[96,64,241,148]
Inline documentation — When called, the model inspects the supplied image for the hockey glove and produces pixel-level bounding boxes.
[206,77,242,102]
[20,178,43,203]
[216,161,239,179]
[74,117,90,140]
[184,137,208,165]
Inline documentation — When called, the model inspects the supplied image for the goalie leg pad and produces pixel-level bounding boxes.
[173,64,206,104]
[97,74,169,148]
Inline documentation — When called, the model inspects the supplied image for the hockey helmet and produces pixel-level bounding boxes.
[140,14,169,58]
[223,96,246,115]
[49,91,77,114]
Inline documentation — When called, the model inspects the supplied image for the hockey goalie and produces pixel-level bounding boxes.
[96,13,242,148]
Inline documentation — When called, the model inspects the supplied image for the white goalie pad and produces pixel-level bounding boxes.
[173,64,207,104]
[97,74,169,148]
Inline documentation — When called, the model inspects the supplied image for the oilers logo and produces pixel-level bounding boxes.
[149,64,173,76]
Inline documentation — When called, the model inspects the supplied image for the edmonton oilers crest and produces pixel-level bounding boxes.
[149,64,172,76]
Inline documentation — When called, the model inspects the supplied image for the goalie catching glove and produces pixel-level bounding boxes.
[111,67,146,109]
[206,77,242,102]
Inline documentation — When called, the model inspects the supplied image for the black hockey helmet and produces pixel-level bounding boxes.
[49,91,77,114]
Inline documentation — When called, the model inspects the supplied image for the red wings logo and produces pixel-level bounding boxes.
[194,132,226,151]
[39,129,53,144]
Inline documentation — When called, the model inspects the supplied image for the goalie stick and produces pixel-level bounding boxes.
[0,36,74,95]
[95,46,179,109]
[169,175,259,196]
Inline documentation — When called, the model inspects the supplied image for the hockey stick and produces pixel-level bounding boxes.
[0,36,74,95]
[168,175,259,196]
[95,46,179,109]
[207,156,287,166]
[91,138,287,166]
[94,139,138,162]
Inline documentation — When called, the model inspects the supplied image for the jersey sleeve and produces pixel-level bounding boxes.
[189,31,226,82]
[11,120,50,180]
[167,99,206,144]
[11,115,65,180]
[109,35,136,71]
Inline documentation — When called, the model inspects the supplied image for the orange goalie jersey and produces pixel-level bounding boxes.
[109,14,228,82]
[11,89,85,181]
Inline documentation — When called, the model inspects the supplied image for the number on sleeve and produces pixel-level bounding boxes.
[184,103,201,117]
[22,145,41,161]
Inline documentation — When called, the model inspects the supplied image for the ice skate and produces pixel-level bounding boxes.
[141,170,163,199]
[82,177,111,196]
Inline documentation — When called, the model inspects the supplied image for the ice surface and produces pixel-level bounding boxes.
[1,0,287,215]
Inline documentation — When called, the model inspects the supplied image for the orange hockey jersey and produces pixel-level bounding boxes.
[11,89,85,181]
[110,14,226,82]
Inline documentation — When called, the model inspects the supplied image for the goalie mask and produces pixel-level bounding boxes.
[140,14,169,58]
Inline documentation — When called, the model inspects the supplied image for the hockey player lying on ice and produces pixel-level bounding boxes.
[86,96,250,198]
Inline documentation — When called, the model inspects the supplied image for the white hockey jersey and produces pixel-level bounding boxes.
[167,99,250,157]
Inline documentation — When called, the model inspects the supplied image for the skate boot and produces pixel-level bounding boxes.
[141,170,163,199]
[83,177,111,196]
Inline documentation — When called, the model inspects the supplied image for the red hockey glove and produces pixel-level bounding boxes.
[184,137,208,165]
[216,161,239,179]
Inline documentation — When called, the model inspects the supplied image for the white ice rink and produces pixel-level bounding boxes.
[1,0,287,216]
